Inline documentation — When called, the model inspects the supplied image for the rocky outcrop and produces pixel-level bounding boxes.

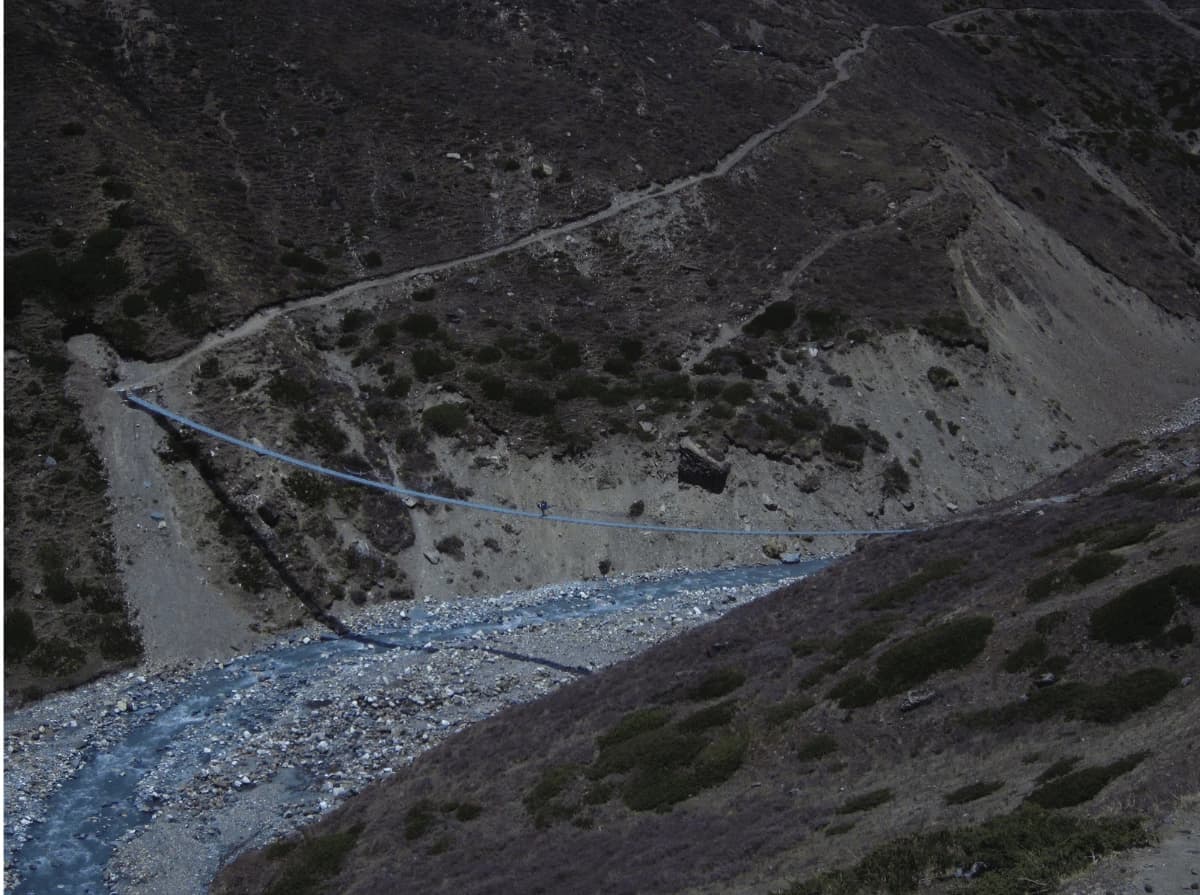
[678,438,731,494]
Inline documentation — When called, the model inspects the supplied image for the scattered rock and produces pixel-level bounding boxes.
[1035,672,1058,688]
[899,689,935,712]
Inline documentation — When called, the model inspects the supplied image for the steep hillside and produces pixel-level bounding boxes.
[6,0,1200,701]
[214,426,1200,895]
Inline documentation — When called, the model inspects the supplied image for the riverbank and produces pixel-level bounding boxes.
[4,562,826,894]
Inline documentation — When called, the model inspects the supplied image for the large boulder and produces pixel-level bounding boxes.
[678,438,731,494]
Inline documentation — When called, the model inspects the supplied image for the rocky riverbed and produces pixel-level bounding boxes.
[4,561,826,895]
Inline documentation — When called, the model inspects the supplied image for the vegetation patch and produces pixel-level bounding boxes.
[821,425,866,466]
[1090,571,1185,644]
[1068,551,1125,585]
[926,366,959,390]
[797,734,839,761]
[784,807,1148,895]
[1036,756,1081,783]
[685,667,746,701]
[265,825,362,895]
[743,300,796,336]
[944,781,1003,805]
[964,667,1176,728]
[1034,610,1068,635]
[677,700,738,733]
[862,556,967,610]
[422,404,469,437]
[874,616,993,692]
[763,697,815,728]
[283,472,330,507]
[1002,636,1048,673]
[523,764,582,829]
[597,708,673,749]
[836,788,893,814]
[1026,752,1149,809]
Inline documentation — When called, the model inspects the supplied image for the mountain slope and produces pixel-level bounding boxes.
[213,425,1200,894]
[6,0,1200,703]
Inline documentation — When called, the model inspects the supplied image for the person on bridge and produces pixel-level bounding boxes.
[537,500,551,516]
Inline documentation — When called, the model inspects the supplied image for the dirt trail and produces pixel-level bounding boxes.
[66,335,261,666]
[128,25,877,387]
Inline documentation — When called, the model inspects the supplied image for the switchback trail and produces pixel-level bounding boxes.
[132,25,878,386]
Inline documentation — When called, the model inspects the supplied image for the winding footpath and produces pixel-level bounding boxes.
[132,25,877,388]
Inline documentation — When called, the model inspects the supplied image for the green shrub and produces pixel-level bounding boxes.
[603,356,634,377]
[696,378,723,400]
[919,311,989,350]
[1036,756,1081,783]
[763,696,815,727]
[862,555,969,611]
[401,312,439,337]
[944,780,1003,804]
[784,807,1147,895]
[963,667,1176,728]
[341,309,372,332]
[827,674,882,709]
[618,338,643,362]
[480,374,506,400]
[384,375,412,399]
[475,345,502,364]
[1026,752,1148,809]
[266,374,312,406]
[722,381,754,405]
[677,700,737,733]
[822,425,866,465]
[549,339,583,370]
[1069,551,1125,585]
[598,708,673,749]
[803,307,843,341]
[926,366,959,389]
[523,764,581,828]
[873,616,993,692]
[284,472,330,507]
[412,348,455,379]
[291,416,349,453]
[264,825,363,895]
[1003,636,1048,673]
[642,372,693,402]
[1092,521,1158,551]
[413,286,437,302]
[509,385,555,416]
[743,300,796,336]
[102,179,134,199]
[835,618,896,661]
[1035,610,1068,635]
[881,458,911,497]
[434,534,465,559]
[797,734,839,761]
[837,788,893,814]
[423,404,469,437]
[363,250,383,268]
[280,248,327,276]
[686,667,746,701]
[404,800,437,840]
[1090,575,1179,644]
[1026,570,1068,602]
[5,608,37,662]
[454,802,482,822]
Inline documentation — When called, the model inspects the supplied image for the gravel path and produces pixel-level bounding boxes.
[4,563,821,895]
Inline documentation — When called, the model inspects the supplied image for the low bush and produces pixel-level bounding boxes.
[963,667,1176,728]
[1026,570,1069,602]
[803,307,843,341]
[1034,610,1068,635]
[677,700,738,733]
[944,780,1003,805]
[1002,636,1048,673]
[266,374,312,406]
[523,764,582,828]
[686,667,746,701]
[822,425,866,465]
[1068,551,1125,585]
[797,734,839,761]
[743,300,796,336]
[1036,756,1081,783]
[401,312,439,338]
[836,788,893,814]
[926,366,960,389]
[5,608,37,662]
[412,348,456,379]
[1026,752,1148,809]
[874,617,994,691]
[862,555,968,610]
[509,385,555,416]
[423,404,469,437]
[598,708,673,749]
[264,825,363,895]
[827,674,882,709]
[1092,521,1158,551]
[783,807,1147,895]
[763,696,815,727]
[1090,574,1179,644]
[280,248,327,276]
[881,458,911,497]
[434,534,465,560]
[292,417,349,454]
[284,472,330,507]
